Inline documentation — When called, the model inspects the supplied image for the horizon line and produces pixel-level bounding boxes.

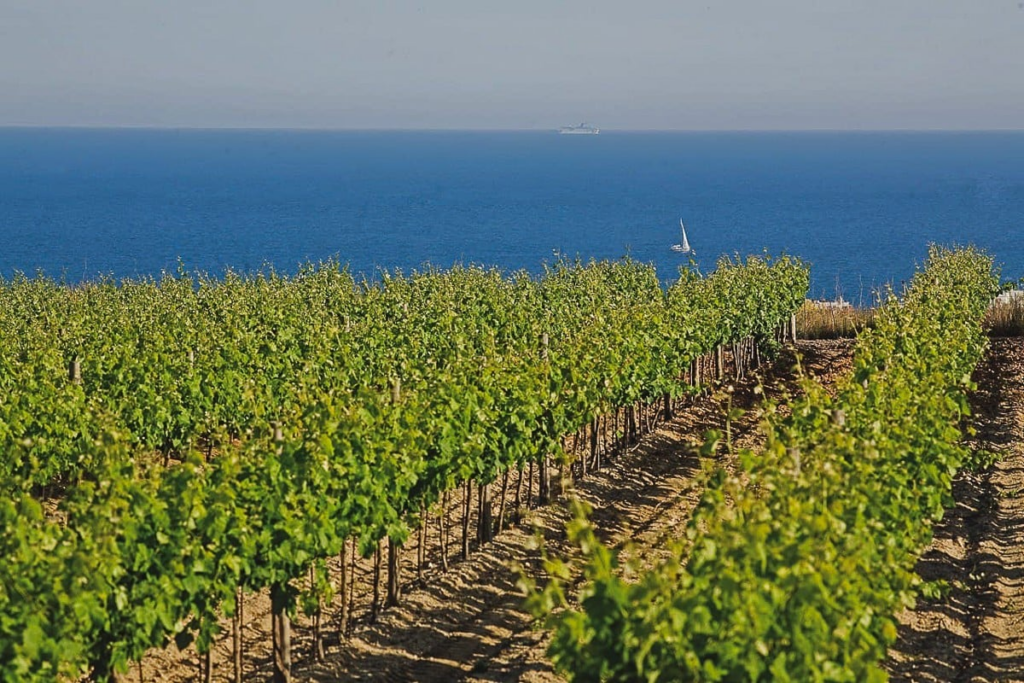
[2,124,1024,134]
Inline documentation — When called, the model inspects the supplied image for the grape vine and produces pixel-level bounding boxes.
[0,254,807,681]
[527,246,998,682]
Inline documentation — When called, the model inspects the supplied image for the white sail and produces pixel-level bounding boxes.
[671,219,692,253]
[679,219,690,253]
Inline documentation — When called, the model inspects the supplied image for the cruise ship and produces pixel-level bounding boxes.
[558,122,600,135]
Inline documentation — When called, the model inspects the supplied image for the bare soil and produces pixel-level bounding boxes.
[129,341,851,682]
[135,337,1024,683]
[888,337,1024,682]
[304,341,853,683]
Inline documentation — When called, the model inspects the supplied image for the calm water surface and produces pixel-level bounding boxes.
[1,129,1022,300]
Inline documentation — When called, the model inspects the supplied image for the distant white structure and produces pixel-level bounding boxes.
[808,297,852,309]
[994,289,1024,305]
[558,122,600,135]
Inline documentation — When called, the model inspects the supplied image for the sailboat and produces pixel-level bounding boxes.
[670,219,692,254]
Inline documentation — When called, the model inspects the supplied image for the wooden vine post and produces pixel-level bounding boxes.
[310,566,325,662]
[417,503,426,582]
[270,425,291,683]
[203,644,212,683]
[438,491,450,572]
[484,480,495,539]
[539,332,551,504]
[513,465,525,522]
[232,587,243,683]
[496,470,510,533]
[461,480,472,560]
[386,537,401,608]
[338,539,349,634]
[527,460,534,508]
[577,428,587,480]
[270,582,291,683]
[386,378,402,609]
[612,408,620,457]
[348,544,357,625]
[539,458,550,505]
[68,357,82,385]
[371,540,382,622]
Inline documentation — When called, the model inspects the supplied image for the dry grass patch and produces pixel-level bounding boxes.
[985,290,1024,337]
[796,299,875,339]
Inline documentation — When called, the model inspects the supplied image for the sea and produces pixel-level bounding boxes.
[1,128,1022,303]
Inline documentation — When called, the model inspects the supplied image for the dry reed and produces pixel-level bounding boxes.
[796,299,875,339]
[795,289,1024,340]
[985,290,1024,337]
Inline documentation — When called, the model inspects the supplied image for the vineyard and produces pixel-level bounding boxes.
[528,247,1003,681]
[0,255,807,681]
[0,247,1018,682]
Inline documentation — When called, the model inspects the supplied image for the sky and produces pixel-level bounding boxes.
[1,0,1022,130]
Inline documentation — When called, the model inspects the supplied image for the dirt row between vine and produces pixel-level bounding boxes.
[299,341,852,682]
[142,336,1024,682]
[888,336,1024,683]
[138,340,854,682]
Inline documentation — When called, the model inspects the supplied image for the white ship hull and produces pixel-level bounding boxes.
[559,123,600,135]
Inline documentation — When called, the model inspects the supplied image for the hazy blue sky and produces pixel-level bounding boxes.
[1,0,1021,130]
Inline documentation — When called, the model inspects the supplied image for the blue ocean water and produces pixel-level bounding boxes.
[1,128,1022,301]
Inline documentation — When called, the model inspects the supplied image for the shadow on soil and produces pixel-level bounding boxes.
[888,338,1024,683]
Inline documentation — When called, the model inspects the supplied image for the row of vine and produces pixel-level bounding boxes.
[529,246,998,681]
[0,254,808,681]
